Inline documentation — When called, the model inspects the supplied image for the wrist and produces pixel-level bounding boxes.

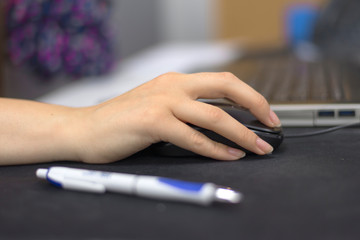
[54,106,93,163]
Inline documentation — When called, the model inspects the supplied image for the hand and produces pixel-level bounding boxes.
[72,72,281,163]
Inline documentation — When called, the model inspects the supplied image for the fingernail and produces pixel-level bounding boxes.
[269,110,281,127]
[256,138,273,154]
[227,147,246,159]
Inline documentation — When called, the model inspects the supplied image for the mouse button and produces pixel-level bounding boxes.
[221,105,255,122]
[222,107,277,133]
[221,106,282,134]
[244,121,282,134]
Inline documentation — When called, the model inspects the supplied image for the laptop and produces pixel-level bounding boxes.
[212,0,360,126]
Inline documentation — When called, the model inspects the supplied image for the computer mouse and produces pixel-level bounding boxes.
[152,100,284,157]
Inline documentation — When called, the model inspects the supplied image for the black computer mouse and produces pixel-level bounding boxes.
[152,100,284,157]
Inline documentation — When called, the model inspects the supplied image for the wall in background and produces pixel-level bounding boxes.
[113,0,216,57]
[112,0,161,58]
[111,0,330,57]
[156,0,216,43]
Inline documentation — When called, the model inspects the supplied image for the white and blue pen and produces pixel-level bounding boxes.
[36,166,242,206]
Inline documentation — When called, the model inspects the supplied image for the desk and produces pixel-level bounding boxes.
[0,127,359,240]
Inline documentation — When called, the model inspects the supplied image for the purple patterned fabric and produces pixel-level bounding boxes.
[6,0,115,79]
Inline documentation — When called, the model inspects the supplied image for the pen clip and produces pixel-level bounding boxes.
[61,178,106,194]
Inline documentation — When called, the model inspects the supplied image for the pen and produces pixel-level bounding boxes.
[36,166,242,206]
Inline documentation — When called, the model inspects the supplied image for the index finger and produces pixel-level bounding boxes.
[183,72,281,127]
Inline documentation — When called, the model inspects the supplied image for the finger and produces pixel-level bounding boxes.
[183,72,281,127]
[158,116,246,161]
[173,100,274,155]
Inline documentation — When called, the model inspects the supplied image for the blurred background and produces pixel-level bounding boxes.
[0,0,327,100]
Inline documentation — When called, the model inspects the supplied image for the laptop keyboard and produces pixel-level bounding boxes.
[224,53,358,104]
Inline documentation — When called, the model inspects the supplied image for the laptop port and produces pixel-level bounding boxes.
[338,110,356,117]
[318,110,335,117]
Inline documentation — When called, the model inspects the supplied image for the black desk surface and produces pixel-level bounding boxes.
[1,127,359,240]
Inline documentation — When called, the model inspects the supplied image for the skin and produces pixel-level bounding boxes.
[0,72,281,165]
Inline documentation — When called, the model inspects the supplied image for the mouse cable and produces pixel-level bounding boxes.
[284,121,360,138]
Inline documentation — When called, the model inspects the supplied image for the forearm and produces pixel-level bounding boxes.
[0,98,82,165]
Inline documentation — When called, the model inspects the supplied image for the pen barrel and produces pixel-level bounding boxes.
[134,176,216,205]
[38,167,239,205]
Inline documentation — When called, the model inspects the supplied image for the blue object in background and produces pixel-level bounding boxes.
[285,4,319,46]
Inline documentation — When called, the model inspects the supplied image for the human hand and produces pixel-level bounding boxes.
[72,72,281,163]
